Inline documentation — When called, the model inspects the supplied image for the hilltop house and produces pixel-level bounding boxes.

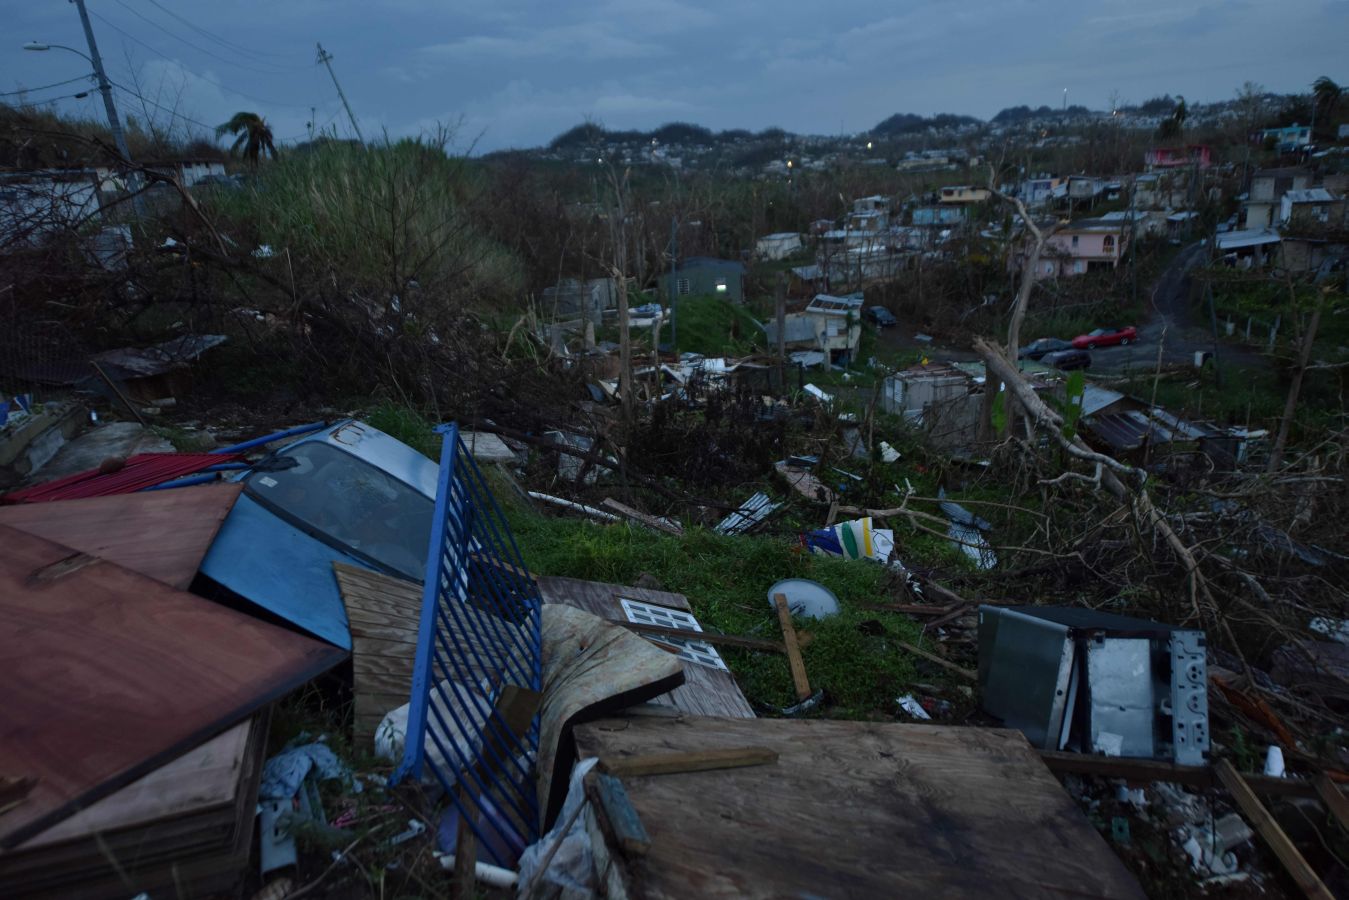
[1144,145,1212,170]
[1261,124,1312,153]
[660,257,746,303]
[1026,218,1130,278]
[1242,167,1312,229]
[1280,188,1342,227]
[763,293,863,365]
[912,205,966,227]
[1019,176,1066,207]
[938,185,991,205]
[756,232,803,260]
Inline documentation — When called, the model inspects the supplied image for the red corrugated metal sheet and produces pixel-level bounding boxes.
[1,453,243,504]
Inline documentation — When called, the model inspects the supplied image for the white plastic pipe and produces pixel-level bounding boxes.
[433,853,518,889]
[527,491,621,522]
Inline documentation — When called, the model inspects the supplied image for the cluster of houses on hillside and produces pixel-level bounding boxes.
[1217,165,1349,273]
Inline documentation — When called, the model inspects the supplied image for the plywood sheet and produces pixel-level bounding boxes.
[0,483,243,589]
[536,574,754,718]
[0,525,347,847]
[575,716,1145,900]
[19,718,252,846]
[1,713,268,897]
[333,562,424,743]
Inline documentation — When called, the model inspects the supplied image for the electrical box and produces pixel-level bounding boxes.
[977,606,1209,765]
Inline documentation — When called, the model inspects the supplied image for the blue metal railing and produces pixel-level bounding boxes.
[390,423,544,865]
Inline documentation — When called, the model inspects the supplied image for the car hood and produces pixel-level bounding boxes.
[199,492,369,649]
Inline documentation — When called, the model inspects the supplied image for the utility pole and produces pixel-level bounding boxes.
[316,43,364,144]
[71,0,143,212]
[668,217,678,353]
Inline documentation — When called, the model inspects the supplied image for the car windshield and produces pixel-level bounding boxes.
[245,441,434,580]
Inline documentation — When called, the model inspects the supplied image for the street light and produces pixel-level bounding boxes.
[24,41,91,62]
[25,0,142,215]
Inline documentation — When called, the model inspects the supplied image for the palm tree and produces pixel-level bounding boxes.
[216,112,276,164]
[1312,76,1343,136]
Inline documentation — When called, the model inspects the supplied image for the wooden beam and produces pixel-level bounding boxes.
[896,640,977,682]
[1316,774,1349,832]
[1215,759,1334,900]
[589,774,651,857]
[601,499,683,535]
[773,593,812,701]
[601,747,779,779]
[618,620,786,654]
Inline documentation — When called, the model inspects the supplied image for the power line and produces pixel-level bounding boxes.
[110,0,310,75]
[110,79,216,132]
[138,0,301,65]
[88,9,319,111]
[0,75,95,98]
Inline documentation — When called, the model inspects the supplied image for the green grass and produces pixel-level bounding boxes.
[672,295,766,356]
[507,512,925,716]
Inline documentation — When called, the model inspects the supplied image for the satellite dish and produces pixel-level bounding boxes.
[767,578,840,620]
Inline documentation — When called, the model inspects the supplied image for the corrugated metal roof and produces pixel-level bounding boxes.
[1284,188,1335,204]
[1080,385,1125,416]
[1215,228,1282,250]
[2,453,242,503]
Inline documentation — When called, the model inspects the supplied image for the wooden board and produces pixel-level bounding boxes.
[0,525,346,848]
[573,716,1145,900]
[538,605,684,831]
[0,483,243,589]
[333,562,423,743]
[536,574,692,613]
[1,712,269,898]
[535,574,754,718]
[333,562,530,744]
[18,718,252,847]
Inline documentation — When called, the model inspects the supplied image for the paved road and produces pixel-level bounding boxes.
[872,241,1270,376]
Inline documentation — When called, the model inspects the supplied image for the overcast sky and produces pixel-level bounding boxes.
[3,0,1345,154]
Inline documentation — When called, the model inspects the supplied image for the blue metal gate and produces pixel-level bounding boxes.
[391,423,543,863]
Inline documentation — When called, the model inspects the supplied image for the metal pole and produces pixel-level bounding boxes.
[71,0,143,212]
[316,43,364,144]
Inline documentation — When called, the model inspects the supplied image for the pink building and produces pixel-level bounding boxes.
[1023,219,1131,278]
[1144,145,1212,170]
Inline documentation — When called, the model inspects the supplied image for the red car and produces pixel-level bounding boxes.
[1071,326,1137,350]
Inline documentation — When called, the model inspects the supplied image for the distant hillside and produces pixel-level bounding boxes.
[546,121,785,151]
[870,112,981,136]
[990,104,1093,124]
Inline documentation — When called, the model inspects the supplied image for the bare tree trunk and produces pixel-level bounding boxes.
[980,164,1057,441]
[775,273,787,390]
[1267,288,1325,473]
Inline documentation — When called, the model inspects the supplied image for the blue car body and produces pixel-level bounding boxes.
[199,420,439,649]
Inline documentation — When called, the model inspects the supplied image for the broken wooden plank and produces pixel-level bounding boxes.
[589,773,650,857]
[601,498,683,535]
[1215,759,1334,900]
[773,593,811,701]
[601,747,778,779]
[1036,751,1331,800]
[896,640,977,682]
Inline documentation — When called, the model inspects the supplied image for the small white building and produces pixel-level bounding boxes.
[755,232,803,260]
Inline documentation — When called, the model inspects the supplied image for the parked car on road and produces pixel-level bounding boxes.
[1018,337,1073,360]
[1042,349,1092,371]
[1071,326,1137,350]
[864,306,897,327]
